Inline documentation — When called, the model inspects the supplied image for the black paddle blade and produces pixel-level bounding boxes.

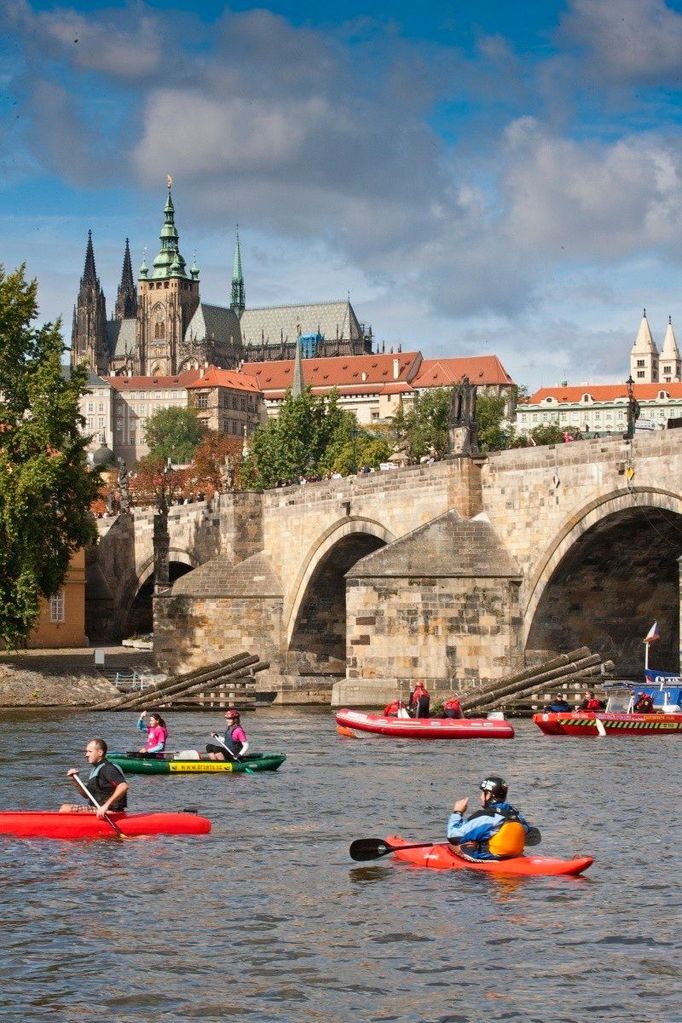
[349,838,394,861]
[526,827,542,847]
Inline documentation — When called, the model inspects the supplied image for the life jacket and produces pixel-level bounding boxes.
[584,698,602,711]
[221,724,245,756]
[86,760,127,810]
[443,698,462,714]
[469,806,526,858]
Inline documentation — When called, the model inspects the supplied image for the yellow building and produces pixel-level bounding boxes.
[28,549,87,648]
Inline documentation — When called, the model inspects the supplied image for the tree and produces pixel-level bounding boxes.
[476,394,512,452]
[143,406,205,464]
[0,265,101,648]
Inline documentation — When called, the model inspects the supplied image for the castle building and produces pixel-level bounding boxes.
[71,182,372,376]
[630,309,682,384]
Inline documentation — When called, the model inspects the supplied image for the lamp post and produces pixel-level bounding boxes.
[625,375,640,441]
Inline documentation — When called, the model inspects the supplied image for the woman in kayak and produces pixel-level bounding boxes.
[446,776,540,861]
[206,709,249,761]
[60,738,129,816]
[137,710,168,755]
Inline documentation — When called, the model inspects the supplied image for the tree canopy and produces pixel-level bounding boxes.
[143,406,205,464]
[241,389,391,488]
[0,265,101,648]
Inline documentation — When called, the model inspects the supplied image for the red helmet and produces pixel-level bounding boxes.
[224,709,240,719]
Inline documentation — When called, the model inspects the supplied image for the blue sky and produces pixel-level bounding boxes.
[2,0,682,390]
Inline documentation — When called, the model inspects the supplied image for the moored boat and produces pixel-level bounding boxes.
[0,810,212,840]
[384,834,593,876]
[109,752,286,774]
[335,708,514,739]
[533,681,682,736]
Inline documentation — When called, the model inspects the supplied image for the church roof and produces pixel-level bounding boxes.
[106,370,201,390]
[186,367,261,393]
[661,317,680,359]
[346,510,520,579]
[413,356,514,388]
[185,303,241,345]
[240,300,364,346]
[632,310,657,354]
[106,318,137,360]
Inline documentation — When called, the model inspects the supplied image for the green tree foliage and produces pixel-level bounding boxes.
[400,388,451,460]
[476,394,511,452]
[143,406,205,464]
[0,265,101,648]
[529,423,565,446]
[241,389,391,487]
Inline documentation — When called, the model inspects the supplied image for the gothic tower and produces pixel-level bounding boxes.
[71,231,108,374]
[114,238,137,320]
[230,225,245,316]
[137,179,200,376]
[630,308,659,384]
[659,316,681,383]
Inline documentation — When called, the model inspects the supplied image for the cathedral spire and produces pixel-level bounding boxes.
[82,229,97,286]
[114,238,137,320]
[230,225,245,315]
[152,176,188,279]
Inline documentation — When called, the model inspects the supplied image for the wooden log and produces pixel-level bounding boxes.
[151,661,270,710]
[118,655,262,711]
[468,657,614,714]
[461,652,604,713]
[458,647,591,705]
[95,652,254,711]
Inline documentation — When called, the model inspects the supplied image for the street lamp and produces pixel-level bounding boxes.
[624,375,640,440]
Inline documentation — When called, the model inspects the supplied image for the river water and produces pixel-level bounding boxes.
[0,708,679,1023]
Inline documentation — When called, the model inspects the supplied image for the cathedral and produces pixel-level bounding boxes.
[71,181,373,377]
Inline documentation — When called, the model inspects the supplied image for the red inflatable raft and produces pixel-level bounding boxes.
[0,811,212,840]
[385,835,593,876]
[335,708,514,739]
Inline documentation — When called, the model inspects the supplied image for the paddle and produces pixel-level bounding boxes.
[350,826,542,861]
[209,734,255,773]
[70,772,127,839]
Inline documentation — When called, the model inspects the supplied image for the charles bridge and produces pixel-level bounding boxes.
[88,431,682,703]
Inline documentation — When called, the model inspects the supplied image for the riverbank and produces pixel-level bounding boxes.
[0,663,120,707]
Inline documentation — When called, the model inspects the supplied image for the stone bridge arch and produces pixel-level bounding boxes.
[524,487,682,674]
[285,516,396,675]
[122,548,197,638]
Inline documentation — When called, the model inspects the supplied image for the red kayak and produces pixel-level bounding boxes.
[0,811,212,840]
[385,835,593,876]
[335,708,514,739]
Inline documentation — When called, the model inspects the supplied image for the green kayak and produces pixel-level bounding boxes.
[109,752,286,775]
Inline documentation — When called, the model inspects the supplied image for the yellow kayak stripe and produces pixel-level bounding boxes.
[168,762,235,772]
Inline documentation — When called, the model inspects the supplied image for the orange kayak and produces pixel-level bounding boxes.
[385,834,593,876]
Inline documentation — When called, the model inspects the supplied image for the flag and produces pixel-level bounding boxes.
[643,621,660,644]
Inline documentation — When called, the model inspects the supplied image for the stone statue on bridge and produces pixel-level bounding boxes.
[117,458,131,514]
[448,377,480,457]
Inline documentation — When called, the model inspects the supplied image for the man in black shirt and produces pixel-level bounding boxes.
[60,738,128,815]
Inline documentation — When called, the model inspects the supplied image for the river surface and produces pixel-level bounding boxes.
[0,708,679,1023]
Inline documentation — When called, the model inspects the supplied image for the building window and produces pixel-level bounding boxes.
[240,398,246,411]
[196,393,208,410]
[636,359,645,368]
[50,590,65,623]
[154,319,164,339]
[637,371,645,379]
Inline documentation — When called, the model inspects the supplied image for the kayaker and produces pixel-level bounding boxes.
[60,738,128,817]
[409,681,431,718]
[577,690,604,711]
[206,709,249,761]
[633,691,654,713]
[137,710,168,755]
[442,697,463,719]
[446,776,539,861]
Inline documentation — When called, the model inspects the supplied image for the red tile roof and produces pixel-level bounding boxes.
[186,367,262,393]
[413,356,514,388]
[241,352,422,391]
[106,370,202,390]
[527,383,682,404]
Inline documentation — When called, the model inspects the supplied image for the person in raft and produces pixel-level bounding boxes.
[383,699,408,717]
[633,691,655,713]
[206,709,250,761]
[446,776,540,861]
[577,690,604,712]
[409,681,431,718]
[442,696,464,719]
[60,738,128,816]
[544,694,572,712]
[137,710,168,755]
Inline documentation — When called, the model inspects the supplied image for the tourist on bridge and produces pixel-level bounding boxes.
[137,710,168,755]
[446,776,540,861]
[206,709,249,761]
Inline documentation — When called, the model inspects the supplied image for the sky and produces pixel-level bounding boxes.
[2,0,682,390]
